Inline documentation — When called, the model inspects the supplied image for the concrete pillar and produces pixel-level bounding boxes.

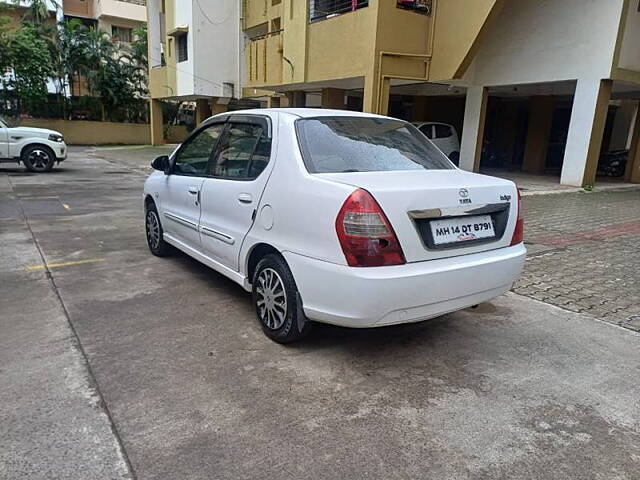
[411,96,427,122]
[626,104,640,183]
[379,78,391,116]
[522,96,554,174]
[363,75,378,114]
[267,96,281,108]
[459,86,489,172]
[321,88,346,110]
[609,100,638,151]
[211,99,228,115]
[195,98,212,125]
[560,79,612,187]
[497,100,519,169]
[150,99,164,146]
[286,91,306,107]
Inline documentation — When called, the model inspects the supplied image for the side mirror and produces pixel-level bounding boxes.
[151,155,170,173]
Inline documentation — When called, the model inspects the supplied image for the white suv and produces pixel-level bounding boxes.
[0,117,67,172]
[144,109,525,343]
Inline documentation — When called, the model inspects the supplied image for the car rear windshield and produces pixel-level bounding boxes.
[296,116,454,173]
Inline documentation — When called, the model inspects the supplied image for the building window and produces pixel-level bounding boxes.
[309,0,368,22]
[176,33,188,62]
[396,0,432,15]
[112,26,133,43]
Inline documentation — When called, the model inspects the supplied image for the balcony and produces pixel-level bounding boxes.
[94,0,146,22]
[63,0,92,18]
[244,0,282,31]
[245,32,283,88]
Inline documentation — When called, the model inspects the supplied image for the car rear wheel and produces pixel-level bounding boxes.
[22,145,55,172]
[145,202,173,257]
[252,254,311,344]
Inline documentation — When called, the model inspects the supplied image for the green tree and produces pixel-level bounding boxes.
[12,0,60,26]
[3,23,54,115]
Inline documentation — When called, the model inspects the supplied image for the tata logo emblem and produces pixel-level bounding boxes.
[458,188,472,204]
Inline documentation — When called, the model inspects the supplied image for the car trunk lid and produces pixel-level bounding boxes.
[317,169,519,263]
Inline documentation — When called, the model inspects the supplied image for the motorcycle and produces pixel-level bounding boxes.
[597,150,628,177]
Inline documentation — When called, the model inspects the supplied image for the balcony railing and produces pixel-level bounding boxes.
[396,0,431,15]
[309,0,368,22]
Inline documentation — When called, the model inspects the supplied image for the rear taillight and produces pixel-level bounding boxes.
[335,189,406,267]
[510,188,524,245]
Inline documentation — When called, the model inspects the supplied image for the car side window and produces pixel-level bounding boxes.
[210,122,271,180]
[173,124,225,176]
[419,125,434,139]
[434,124,453,139]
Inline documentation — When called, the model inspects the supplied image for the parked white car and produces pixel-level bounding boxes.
[413,121,460,164]
[144,109,525,343]
[0,117,67,172]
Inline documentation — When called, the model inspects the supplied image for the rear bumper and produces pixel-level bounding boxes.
[283,244,526,328]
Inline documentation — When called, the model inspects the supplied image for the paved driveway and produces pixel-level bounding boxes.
[1,147,640,479]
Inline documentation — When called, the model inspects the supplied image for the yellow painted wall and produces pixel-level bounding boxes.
[21,119,151,145]
[244,0,282,30]
[241,0,501,102]
[375,1,431,57]
[429,0,502,81]
[305,7,377,82]
[246,33,283,88]
[149,66,171,99]
[280,0,308,85]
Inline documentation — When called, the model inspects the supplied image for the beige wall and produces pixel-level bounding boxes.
[166,125,189,144]
[21,119,151,145]
[429,0,502,81]
[306,7,378,82]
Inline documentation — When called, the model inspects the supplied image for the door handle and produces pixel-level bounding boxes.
[187,187,199,195]
[238,193,253,204]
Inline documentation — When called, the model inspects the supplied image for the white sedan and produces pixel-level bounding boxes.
[143,109,525,343]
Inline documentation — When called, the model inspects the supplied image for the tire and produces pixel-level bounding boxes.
[22,145,56,172]
[252,254,312,344]
[145,201,173,257]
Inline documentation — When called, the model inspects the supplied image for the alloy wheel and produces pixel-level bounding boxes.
[27,149,51,171]
[256,267,287,330]
[146,210,161,249]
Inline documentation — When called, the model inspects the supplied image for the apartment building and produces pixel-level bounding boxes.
[146,0,242,145]
[62,0,146,41]
[147,0,640,187]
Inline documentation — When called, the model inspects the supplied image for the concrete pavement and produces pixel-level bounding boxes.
[1,147,639,479]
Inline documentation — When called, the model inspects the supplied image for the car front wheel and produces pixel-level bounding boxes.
[145,202,173,257]
[22,145,55,172]
[252,254,311,344]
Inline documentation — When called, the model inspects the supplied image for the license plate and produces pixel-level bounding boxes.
[430,215,495,245]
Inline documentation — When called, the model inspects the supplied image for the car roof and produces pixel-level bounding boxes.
[206,108,393,121]
[413,121,453,127]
